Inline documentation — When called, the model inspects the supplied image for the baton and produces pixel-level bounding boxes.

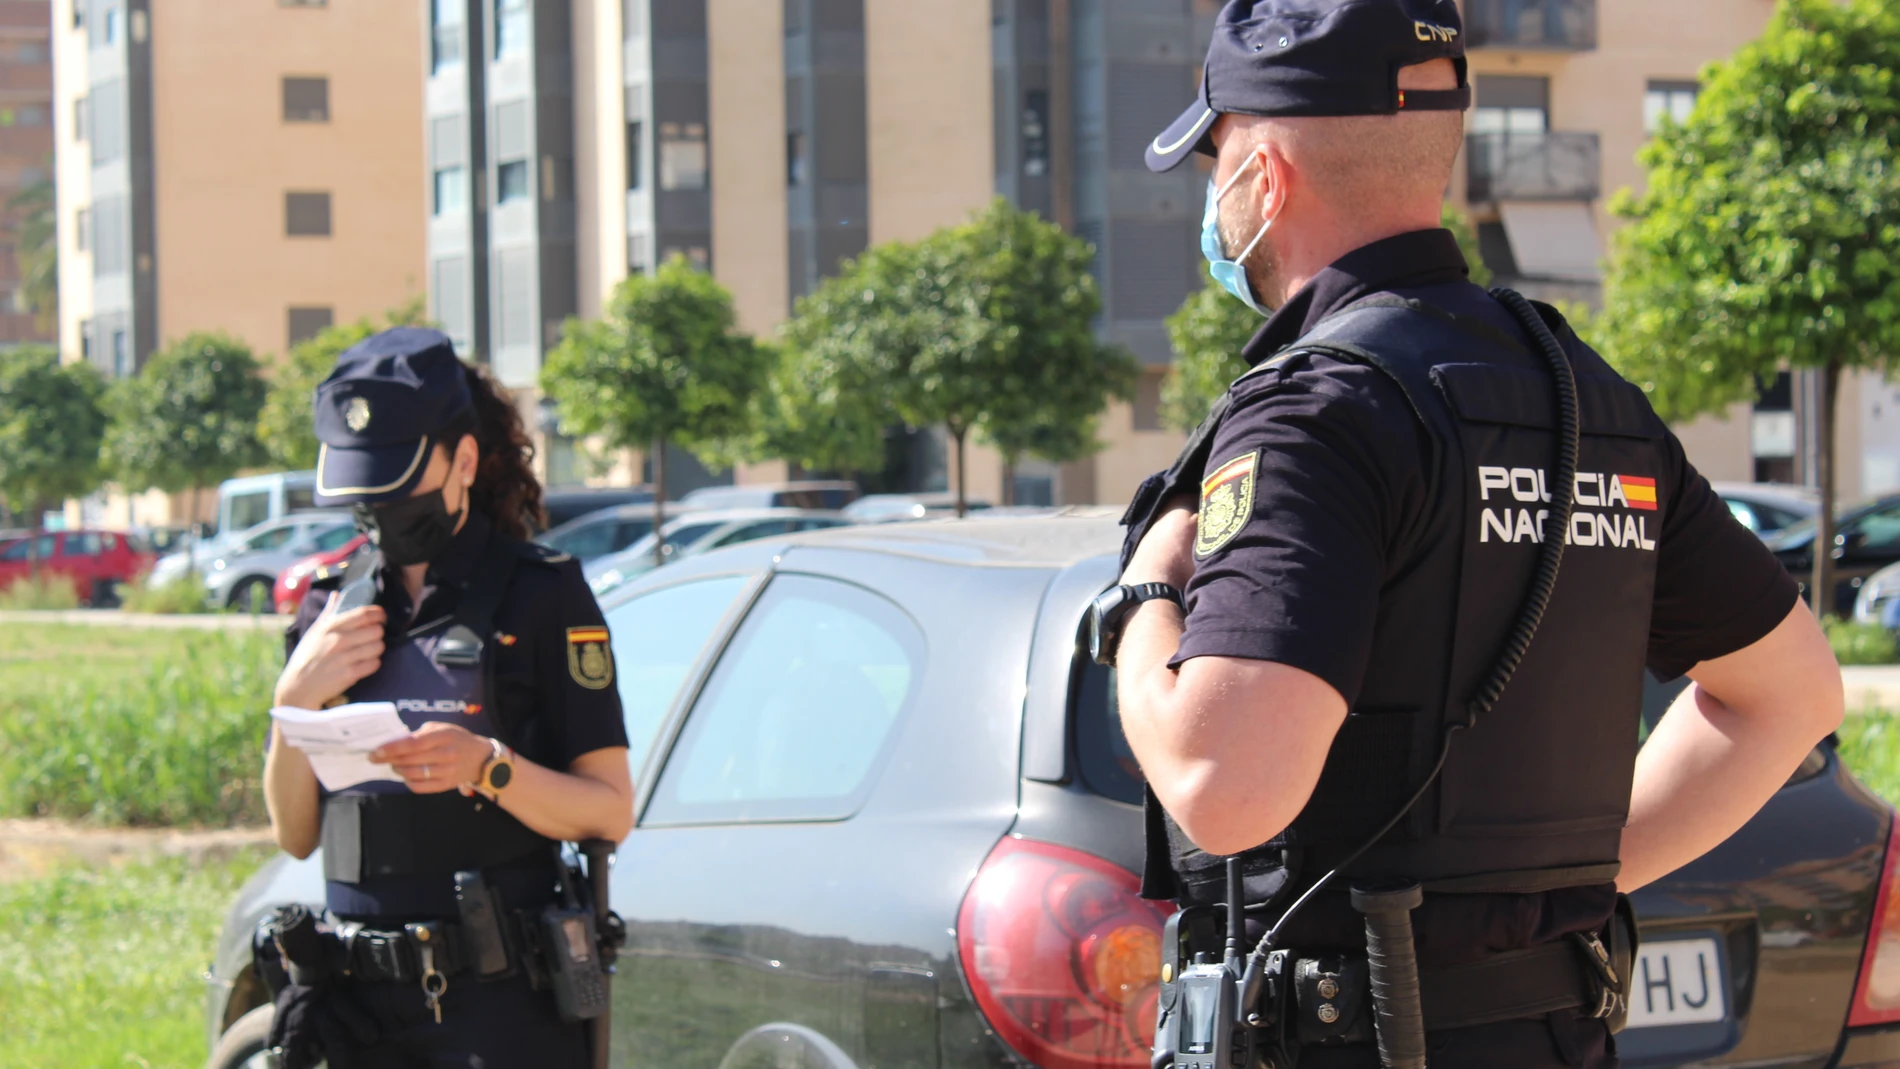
[579,839,618,1069]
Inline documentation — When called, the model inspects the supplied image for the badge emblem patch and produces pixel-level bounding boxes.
[566,627,613,689]
[344,396,372,433]
[1196,451,1258,558]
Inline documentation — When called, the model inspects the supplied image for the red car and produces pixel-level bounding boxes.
[0,529,157,606]
[272,532,367,616]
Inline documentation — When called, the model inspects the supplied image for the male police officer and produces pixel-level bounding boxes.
[1098,2,1844,1067]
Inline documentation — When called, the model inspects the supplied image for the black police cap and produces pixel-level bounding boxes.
[312,327,474,506]
[1146,0,1471,173]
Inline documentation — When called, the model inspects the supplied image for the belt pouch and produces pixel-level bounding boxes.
[320,796,366,884]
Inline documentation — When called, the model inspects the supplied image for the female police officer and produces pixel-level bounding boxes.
[262,327,633,1069]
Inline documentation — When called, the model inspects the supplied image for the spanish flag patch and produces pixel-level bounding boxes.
[1619,475,1658,511]
[1196,451,1258,558]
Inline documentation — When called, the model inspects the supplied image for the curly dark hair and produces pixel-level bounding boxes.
[446,363,546,541]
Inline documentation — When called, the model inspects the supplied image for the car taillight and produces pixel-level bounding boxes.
[1850,813,1900,1026]
[957,836,1173,1069]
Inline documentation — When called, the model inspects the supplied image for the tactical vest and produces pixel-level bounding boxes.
[1130,295,1667,909]
[317,529,556,903]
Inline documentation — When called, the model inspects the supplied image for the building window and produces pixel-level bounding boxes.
[75,208,88,252]
[1132,369,1164,432]
[495,0,529,58]
[72,5,83,29]
[1022,90,1049,177]
[14,40,45,63]
[433,166,467,216]
[786,131,806,187]
[1472,75,1549,137]
[287,307,334,347]
[285,192,332,236]
[279,0,329,7]
[111,330,128,377]
[282,77,329,122]
[496,159,530,203]
[431,0,464,73]
[78,318,90,359]
[658,122,708,191]
[1644,80,1699,134]
[626,121,642,191]
[102,6,119,44]
[73,95,87,141]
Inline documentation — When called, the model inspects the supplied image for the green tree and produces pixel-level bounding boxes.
[767,198,1136,513]
[7,179,56,334]
[257,296,430,470]
[1596,0,1900,614]
[1160,201,1492,432]
[541,255,768,564]
[0,347,106,572]
[103,333,269,568]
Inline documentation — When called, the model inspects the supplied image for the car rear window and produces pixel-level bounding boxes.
[643,575,923,825]
[1073,661,1144,806]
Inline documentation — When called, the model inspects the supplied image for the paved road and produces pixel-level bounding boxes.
[1844,666,1900,713]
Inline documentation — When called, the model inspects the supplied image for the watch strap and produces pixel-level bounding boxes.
[1124,582,1185,610]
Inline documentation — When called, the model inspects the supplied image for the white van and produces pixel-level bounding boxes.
[218,471,319,539]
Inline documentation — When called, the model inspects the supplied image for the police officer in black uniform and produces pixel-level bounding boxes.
[1095,3,1844,1067]
[261,328,633,1069]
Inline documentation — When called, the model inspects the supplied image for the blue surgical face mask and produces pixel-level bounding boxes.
[1201,155,1276,315]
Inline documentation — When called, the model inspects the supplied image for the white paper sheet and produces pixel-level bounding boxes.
[271,702,413,792]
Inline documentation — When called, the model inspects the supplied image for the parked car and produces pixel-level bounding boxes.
[203,514,357,611]
[273,532,368,616]
[582,508,851,596]
[1768,493,1900,616]
[1710,481,1818,539]
[540,503,698,563]
[842,492,994,523]
[205,515,1900,1069]
[0,529,156,606]
[217,470,317,539]
[681,480,862,511]
[542,487,655,531]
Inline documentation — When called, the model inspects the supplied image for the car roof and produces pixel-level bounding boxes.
[767,509,1123,567]
[1710,482,1820,506]
[659,507,842,531]
[543,501,693,535]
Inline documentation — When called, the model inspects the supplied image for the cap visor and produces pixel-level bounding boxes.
[314,439,433,506]
[1145,99,1217,172]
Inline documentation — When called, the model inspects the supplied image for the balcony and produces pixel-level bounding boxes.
[1466,131,1600,202]
[1464,0,1597,51]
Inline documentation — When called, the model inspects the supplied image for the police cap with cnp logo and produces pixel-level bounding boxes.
[312,327,474,506]
[1145,0,1470,173]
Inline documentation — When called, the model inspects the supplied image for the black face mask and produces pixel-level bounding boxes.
[355,489,463,567]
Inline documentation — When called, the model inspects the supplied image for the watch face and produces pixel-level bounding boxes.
[489,762,513,790]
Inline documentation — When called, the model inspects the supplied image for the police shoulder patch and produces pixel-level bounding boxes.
[1195,451,1258,558]
[566,626,613,690]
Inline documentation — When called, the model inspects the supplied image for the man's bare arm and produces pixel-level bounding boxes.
[1115,500,1350,857]
[1618,602,1843,891]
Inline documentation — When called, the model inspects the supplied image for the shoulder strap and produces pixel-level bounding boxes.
[447,531,525,747]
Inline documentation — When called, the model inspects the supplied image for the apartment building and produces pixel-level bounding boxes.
[0,0,52,345]
[436,0,1862,506]
[51,0,426,379]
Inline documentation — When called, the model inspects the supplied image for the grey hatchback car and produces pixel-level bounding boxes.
[206,516,1900,1069]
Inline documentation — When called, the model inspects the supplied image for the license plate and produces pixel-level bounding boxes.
[1624,937,1727,1028]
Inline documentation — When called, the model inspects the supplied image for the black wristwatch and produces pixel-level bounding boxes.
[1087,583,1186,666]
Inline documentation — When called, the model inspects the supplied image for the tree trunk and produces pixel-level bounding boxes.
[951,426,968,518]
[1811,360,1842,618]
[26,497,45,580]
[1002,456,1018,507]
[652,437,668,569]
[185,484,202,584]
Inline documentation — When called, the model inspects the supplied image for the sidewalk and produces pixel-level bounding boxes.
[0,609,292,630]
[1843,666,1900,713]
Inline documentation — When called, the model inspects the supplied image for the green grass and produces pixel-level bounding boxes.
[0,847,271,1069]
[1839,703,1900,804]
[1826,617,1899,666]
[0,573,83,611]
[0,624,280,826]
[119,576,214,615]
